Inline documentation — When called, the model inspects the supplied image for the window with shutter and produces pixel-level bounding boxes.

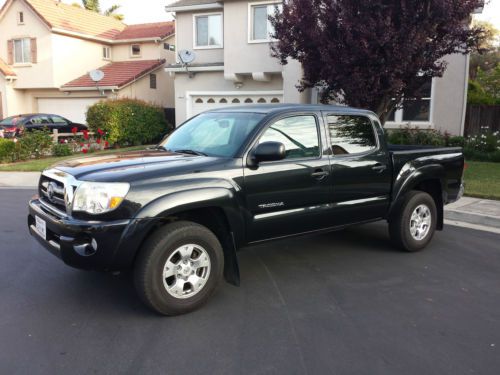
[30,38,37,64]
[7,40,13,65]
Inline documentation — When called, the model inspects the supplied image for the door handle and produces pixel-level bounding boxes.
[372,163,387,172]
[311,169,329,180]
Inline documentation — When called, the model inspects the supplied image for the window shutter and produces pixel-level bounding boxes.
[7,40,13,65]
[30,38,37,64]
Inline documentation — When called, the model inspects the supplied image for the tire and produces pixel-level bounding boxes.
[134,221,224,316]
[389,191,437,252]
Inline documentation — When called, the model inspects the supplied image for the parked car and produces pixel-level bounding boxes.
[0,115,26,138]
[28,104,465,315]
[0,114,87,135]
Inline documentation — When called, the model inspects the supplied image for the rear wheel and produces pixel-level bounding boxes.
[134,221,224,315]
[389,191,437,252]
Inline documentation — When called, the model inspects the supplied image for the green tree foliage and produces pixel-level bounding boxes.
[82,0,124,21]
[468,64,500,105]
[86,99,171,146]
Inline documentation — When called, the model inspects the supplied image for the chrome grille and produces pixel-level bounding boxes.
[40,175,67,212]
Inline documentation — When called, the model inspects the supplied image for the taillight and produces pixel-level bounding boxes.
[463,162,468,171]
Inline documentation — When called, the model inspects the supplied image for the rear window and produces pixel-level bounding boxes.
[327,115,377,155]
[0,116,26,126]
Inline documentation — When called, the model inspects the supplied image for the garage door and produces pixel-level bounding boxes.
[37,98,101,124]
[190,93,283,117]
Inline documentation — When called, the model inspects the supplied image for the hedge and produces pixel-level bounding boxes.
[86,99,171,146]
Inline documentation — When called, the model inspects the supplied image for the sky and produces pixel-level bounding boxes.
[0,0,498,26]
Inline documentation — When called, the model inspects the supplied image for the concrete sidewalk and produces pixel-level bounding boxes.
[1,171,499,231]
[0,172,40,188]
[444,197,500,231]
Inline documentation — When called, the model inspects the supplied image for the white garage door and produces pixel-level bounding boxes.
[190,93,283,117]
[37,98,101,124]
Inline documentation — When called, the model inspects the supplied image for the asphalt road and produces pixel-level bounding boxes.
[1,189,499,375]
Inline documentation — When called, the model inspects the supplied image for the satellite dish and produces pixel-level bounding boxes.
[89,69,105,82]
[178,50,196,64]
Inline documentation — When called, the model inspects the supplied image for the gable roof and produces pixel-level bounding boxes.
[25,0,126,39]
[62,59,166,90]
[0,58,16,77]
[0,0,174,42]
[115,22,175,40]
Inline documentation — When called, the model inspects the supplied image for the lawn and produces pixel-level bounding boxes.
[464,161,500,200]
[0,146,148,172]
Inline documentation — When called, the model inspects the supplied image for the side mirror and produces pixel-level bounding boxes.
[248,141,285,168]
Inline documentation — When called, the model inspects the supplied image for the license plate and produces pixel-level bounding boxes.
[35,216,46,240]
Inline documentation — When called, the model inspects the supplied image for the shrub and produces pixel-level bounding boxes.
[15,129,53,160]
[86,99,170,146]
[0,138,16,162]
[52,143,73,157]
[387,125,445,146]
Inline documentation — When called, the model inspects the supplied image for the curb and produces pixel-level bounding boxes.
[444,210,500,230]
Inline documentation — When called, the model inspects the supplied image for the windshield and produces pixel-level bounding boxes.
[160,112,265,157]
[0,116,27,126]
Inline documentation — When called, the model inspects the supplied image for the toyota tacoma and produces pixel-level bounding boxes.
[28,105,465,315]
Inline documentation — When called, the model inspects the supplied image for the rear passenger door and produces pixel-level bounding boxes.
[325,113,391,223]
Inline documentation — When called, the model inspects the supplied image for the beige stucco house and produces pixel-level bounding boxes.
[0,0,176,124]
[166,0,470,135]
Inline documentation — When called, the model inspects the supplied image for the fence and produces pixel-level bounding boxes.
[51,129,94,143]
[464,104,500,136]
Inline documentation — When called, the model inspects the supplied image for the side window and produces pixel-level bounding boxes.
[51,116,67,124]
[327,115,377,155]
[30,116,51,125]
[259,115,320,159]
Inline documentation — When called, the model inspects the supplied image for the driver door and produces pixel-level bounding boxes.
[243,113,332,242]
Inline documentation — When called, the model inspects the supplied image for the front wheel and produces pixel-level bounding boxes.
[389,191,437,252]
[134,221,224,315]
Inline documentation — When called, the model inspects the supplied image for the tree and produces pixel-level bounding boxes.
[82,0,124,21]
[270,0,486,123]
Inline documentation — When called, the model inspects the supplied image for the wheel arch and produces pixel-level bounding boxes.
[124,188,245,286]
[389,164,445,230]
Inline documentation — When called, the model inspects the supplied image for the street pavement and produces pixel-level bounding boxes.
[1,188,500,375]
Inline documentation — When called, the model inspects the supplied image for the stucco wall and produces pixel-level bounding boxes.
[223,0,282,76]
[0,76,6,119]
[0,0,55,88]
[112,35,176,63]
[51,33,105,87]
[173,71,283,125]
[118,67,174,108]
[432,53,469,136]
[175,11,224,64]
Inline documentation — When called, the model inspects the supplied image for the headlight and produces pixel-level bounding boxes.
[72,182,130,214]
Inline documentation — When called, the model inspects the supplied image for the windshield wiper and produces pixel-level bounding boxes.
[173,149,208,156]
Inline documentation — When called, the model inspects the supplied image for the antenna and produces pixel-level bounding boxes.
[89,69,104,83]
[178,49,196,64]
[178,50,196,78]
[89,69,105,96]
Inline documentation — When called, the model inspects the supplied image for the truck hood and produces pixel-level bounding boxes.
[52,150,227,182]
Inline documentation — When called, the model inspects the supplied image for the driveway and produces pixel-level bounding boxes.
[1,189,499,374]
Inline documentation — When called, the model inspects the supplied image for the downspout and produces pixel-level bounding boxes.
[459,54,470,136]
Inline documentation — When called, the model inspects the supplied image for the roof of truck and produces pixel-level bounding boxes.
[206,104,376,116]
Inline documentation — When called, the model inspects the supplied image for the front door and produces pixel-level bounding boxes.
[243,113,332,242]
[325,113,392,224]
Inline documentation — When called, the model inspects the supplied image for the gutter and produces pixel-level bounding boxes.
[165,3,223,12]
[459,54,470,136]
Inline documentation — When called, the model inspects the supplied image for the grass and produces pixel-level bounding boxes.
[0,146,148,172]
[464,161,500,200]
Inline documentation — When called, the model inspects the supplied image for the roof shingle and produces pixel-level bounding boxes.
[25,0,126,39]
[115,22,175,40]
[62,59,166,89]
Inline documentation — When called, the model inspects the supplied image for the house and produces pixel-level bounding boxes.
[165,0,471,135]
[0,0,176,124]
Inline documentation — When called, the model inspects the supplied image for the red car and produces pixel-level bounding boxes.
[0,115,25,138]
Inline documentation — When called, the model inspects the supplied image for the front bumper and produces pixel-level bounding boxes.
[28,198,136,271]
